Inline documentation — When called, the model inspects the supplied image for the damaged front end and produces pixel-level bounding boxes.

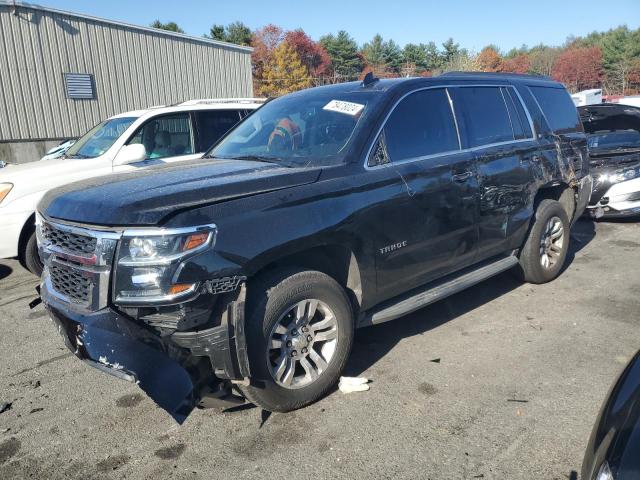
[579,103,640,218]
[36,214,250,423]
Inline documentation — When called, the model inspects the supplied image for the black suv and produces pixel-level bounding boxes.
[36,73,593,422]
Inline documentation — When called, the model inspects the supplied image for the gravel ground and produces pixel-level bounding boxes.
[0,218,638,480]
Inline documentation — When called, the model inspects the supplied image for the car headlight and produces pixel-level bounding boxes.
[113,224,216,305]
[0,183,13,204]
[595,461,614,480]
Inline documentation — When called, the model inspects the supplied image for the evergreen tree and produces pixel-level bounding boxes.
[440,38,460,65]
[225,21,253,46]
[320,31,363,78]
[207,24,226,41]
[362,34,385,67]
[150,20,184,33]
[382,39,403,74]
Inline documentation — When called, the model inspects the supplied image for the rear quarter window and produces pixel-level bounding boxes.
[530,86,582,134]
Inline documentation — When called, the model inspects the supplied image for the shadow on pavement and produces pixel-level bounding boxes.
[0,264,13,280]
[563,218,597,273]
[344,269,523,377]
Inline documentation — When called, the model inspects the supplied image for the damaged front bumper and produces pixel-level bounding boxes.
[41,280,250,423]
[587,176,640,218]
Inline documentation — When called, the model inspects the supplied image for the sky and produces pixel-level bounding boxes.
[35,0,640,52]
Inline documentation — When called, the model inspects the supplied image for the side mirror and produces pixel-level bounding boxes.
[113,144,147,166]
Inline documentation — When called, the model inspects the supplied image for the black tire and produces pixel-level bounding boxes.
[23,230,43,276]
[239,268,354,412]
[517,199,570,284]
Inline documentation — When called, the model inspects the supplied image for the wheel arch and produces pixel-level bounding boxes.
[17,212,36,264]
[247,244,365,315]
[533,182,576,221]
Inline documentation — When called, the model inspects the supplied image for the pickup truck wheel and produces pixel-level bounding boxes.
[518,199,569,284]
[23,230,43,276]
[239,269,354,412]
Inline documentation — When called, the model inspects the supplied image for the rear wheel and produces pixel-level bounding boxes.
[23,230,43,276]
[517,199,570,284]
[239,269,354,412]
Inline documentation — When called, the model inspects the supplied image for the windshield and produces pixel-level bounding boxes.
[210,89,377,167]
[65,117,137,159]
[588,130,640,150]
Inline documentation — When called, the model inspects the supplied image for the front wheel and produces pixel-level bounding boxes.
[239,269,354,412]
[23,230,43,276]
[517,199,570,284]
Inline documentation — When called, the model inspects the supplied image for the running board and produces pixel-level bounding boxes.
[360,255,519,327]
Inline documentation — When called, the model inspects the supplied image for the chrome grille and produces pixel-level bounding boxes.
[38,216,121,312]
[42,222,97,256]
[49,263,91,304]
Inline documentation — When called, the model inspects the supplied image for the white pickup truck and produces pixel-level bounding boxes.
[0,98,263,274]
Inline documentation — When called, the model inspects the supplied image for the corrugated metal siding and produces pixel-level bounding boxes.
[0,4,253,141]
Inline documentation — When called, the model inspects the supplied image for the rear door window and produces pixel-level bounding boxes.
[194,109,243,151]
[382,88,460,163]
[529,86,582,134]
[450,86,515,148]
[502,87,533,140]
[127,113,194,159]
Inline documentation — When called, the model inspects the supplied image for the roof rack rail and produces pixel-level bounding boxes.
[439,71,551,80]
[178,98,266,106]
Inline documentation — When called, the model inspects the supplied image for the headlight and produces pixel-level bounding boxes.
[113,224,216,305]
[595,461,614,480]
[0,183,13,204]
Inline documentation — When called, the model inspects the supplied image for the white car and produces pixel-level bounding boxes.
[0,98,264,274]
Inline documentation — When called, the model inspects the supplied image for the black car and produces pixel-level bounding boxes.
[582,351,640,480]
[579,103,640,218]
[36,73,592,422]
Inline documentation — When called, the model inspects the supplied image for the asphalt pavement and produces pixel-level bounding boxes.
[1,218,639,479]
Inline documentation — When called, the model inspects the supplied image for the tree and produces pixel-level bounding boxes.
[402,43,429,73]
[207,24,226,41]
[505,44,529,59]
[284,29,331,78]
[251,24,284,80]
[551,46,604,92]
[226,22,253,46]
[150,20,184,33]
[320,31,363,78]
[477,46,503,72]
[382,39,403,74]
[528,45,561,76]
[205,22,252,46]
[424,41,443,71]
[443,51,479,72]
[362,34,385,68]
[259,42,311,97]
[440,38,460,65]
[501,54,530,74]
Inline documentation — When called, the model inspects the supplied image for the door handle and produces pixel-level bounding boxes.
[452,171,473,183]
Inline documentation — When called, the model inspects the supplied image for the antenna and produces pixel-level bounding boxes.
[362,72,379,87]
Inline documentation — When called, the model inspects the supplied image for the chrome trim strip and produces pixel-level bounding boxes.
[365,83,538,170]
[114,282,200,306]
[121,223,217,237]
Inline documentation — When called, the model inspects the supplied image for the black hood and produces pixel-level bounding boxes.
[579,103,640,134]
[39,158,321,226]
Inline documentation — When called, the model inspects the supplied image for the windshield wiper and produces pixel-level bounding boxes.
[65,153,89,159]
[227,155,290,166]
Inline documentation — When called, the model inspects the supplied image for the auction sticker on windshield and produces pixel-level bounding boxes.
[323,100,365,116]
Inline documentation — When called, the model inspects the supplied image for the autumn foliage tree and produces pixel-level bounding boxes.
[259,43,312,97]
[551,46,604,92]
[477,46,503,72]
[251,24,284,80]
[284,29,331,78]
[501,54,531,74]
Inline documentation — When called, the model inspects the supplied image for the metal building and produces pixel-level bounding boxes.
[0,1,253,164]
